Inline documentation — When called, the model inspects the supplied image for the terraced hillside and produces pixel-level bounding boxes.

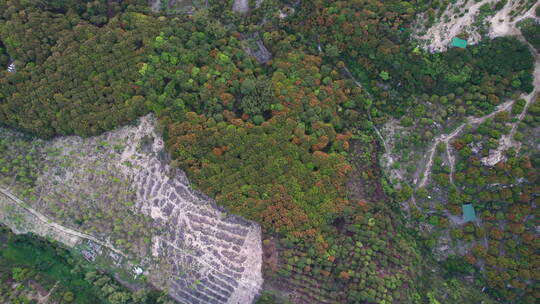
[0,115,263,304]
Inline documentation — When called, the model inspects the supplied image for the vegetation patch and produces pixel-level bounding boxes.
[0,225,168,304]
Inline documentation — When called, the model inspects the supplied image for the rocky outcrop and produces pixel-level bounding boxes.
[241,33,272,64]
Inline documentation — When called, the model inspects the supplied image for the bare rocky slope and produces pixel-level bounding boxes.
[0,115,263,304]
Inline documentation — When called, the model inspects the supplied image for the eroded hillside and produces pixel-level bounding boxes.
[0,115,263,304]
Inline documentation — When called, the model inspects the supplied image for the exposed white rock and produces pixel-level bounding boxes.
[7,59,15,73]
[278,7,295,19]
[114,116,264,304]
[1,115,264,304]
[481,149,505,166]
[415,0,497,52]
[489,1,539,39]
[416,0,539,52]
[148,0,161,12]
[233,0,263,13]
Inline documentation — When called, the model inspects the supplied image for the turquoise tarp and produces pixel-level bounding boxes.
[451,37,468,48]
[462,204,476,222]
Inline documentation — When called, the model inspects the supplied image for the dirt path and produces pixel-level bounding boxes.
[342,66,396,167]
[417,13,540,188]
[416,100,514,188]
[0,185,127,258]
[484,40,540,165]
[489,1,539,38]
[417,124,463,188]
[38,281,59,304]
[482,3,540,165]
[446,139,457,185]
[343,4,539,195]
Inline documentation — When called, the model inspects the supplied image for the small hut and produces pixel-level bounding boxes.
[7,59,16,73]
[462,204,476,222]
[450,37,468,49]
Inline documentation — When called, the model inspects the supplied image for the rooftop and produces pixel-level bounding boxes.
[462,204,476,222]
[451,37,468,48]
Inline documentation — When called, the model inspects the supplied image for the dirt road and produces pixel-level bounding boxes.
[0,185,127,257]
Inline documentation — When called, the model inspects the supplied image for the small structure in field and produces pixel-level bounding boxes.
[132,265,144,278]
[81,240,102,262]
[450,37,468,49]
[7,59,16,73]
[462,204,476,222]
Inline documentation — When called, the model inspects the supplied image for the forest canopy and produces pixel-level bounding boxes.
[0,0,538,303]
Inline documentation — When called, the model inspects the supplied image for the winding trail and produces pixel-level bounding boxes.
[342,66,395,166]
[417,11,540,188]
[0,185,127,257]
[446,139,457,185]
[344,15,539,197]
[416,99,514,188]
[487,37,540,161]
[40,281,60,303]
[417,124,464,188]
[489,1,538,39]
